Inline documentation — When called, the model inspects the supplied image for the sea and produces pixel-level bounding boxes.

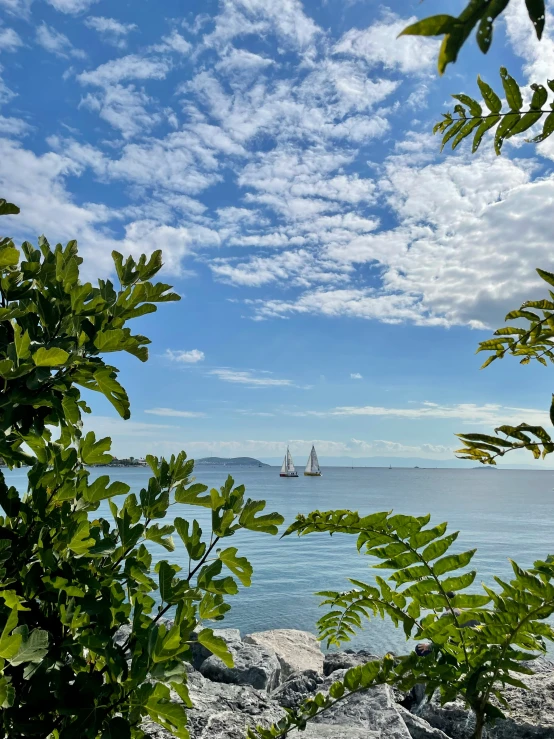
[4,465,554,655]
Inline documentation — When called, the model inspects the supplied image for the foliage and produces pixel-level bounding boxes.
[454,267,554,464]
[0,199,284,738]
[400,0,545,75]
[249,511,554,739]
[434,67,554,154]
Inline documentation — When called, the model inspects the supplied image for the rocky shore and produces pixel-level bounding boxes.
[135,627,554,738]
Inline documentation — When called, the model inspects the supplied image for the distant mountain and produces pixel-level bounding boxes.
[195,456,270,467]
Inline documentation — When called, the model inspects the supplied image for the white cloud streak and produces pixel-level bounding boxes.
[144,408,206,418]
[165,349,205,364]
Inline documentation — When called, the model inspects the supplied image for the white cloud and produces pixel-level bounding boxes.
[295,401,549,428]
[35,23,85,58]
[46,0,98,13]
[165,349,205,363]
[333,12,437,74]
[150,30,191,55]
[350,372,362,379]
[0,26,22,52]
[0,0,32,17]
[209,369,295,387]
[144,408,205,418]
[202,0,320,52]
[85,16,137,48]
[0,115,30,136]
[78,54,172,86]
[79,85,162,138]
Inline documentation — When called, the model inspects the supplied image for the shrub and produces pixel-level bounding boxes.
[0,199,284,738]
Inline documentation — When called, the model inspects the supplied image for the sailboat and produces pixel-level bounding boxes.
[304,445,322,477]
[280,447,298,477]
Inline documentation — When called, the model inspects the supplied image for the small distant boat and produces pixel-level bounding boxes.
[280,447,298,477]
[304,445,322,477]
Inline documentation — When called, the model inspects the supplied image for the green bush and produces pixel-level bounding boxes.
[249,511,554,739]
[0,199,284,738]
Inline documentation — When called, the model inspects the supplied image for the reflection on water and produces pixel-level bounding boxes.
[4,465,553,654]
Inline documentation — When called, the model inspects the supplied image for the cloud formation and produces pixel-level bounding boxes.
[165,349,205,363]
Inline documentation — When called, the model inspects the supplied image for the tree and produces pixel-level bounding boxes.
[0,199,284,738]
[399,1,554,152]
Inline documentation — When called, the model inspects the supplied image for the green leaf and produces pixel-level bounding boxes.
[478,76,502,113]
[93,367,130,420]
[0,199,19,216]
[197,628,234,667]
[174,518,206,561]
[158,560,174,603]
[218,547,253,587]
[530,83,548,110]
[529,110,554,142]
[500,67,523,110]
[525,0,545,39]
[399,15,458,37]
[433,549,476,576]
[239,500,284,535]
[80,432,112,465]
[0,609,22,660]
[84,476,130,503]
[495,112,521,154]
[32,347,69,367]
[472,115,500,152]
[10,629,49,666]
[0,246,19,268]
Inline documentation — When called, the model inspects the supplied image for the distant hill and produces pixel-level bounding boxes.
[195,456,270,467]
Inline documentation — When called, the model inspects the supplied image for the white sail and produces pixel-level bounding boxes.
[286,448,296,474]
[305,445,320,474]
[280,456,287,474]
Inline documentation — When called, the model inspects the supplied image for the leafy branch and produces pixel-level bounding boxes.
[435,68,554,154]
[250,510,554,739]
[400,1,545,75]
[456,267,554,464]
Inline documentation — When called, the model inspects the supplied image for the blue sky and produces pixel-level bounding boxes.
[2,0,554,464]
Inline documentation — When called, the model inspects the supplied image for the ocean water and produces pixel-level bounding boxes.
[4,465,554,654]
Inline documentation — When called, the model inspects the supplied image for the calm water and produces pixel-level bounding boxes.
[4,465,554,654]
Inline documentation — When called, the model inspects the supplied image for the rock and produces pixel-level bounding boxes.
[190,628,242,670]
[311,669,412,738]
[199,637,281,692]
[244,629,324,680]
[397,705,453,739]
[142,668,285,739]
[417,668,554,739]
[271,669,325,708]
[323,648,380,676]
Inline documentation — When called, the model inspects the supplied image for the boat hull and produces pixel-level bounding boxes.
[304,472,321,476]
[280,473,298,477]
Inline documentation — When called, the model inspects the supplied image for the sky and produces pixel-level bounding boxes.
[2,0,554,465]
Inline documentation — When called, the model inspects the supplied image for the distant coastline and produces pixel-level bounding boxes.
[195,456,270,467]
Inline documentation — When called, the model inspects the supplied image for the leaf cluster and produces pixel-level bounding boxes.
[401,1,545,74]
[0,201,284,738]
[0,217,179,466]
[435,68,554,154]
[250,510,554,738]
[456,268,554,464]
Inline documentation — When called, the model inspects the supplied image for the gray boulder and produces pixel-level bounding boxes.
[417,668,554,738]
[190,628,242,670]
[397,705,453,739]
[199,636,281,692]
[323,648,380,676]
[142,667,284,739]
[312,669,412,738]
[271,669,325,708]
[244,629,324,680]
